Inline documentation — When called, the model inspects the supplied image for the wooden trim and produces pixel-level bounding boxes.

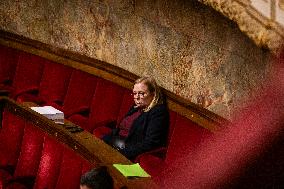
[0,30,229,130]
[0,96,153,189]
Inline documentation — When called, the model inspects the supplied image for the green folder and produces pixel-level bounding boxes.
[113,163,151,177]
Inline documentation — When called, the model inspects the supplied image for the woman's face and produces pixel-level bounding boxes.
[133,82,154,109]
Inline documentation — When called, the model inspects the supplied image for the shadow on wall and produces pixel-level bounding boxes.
[155,47,284,189]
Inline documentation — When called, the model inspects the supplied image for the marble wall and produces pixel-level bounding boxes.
[0,0,273,119]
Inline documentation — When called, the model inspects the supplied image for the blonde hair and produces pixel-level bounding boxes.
[134,76,164,112]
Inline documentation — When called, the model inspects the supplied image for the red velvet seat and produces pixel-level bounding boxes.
[17,60,73,106]
[51,70,98,118]
[33,136,64,189]
[93,89,133,138]
[138,114,212,177]
[0,111,26,178]
[69,78,125,132]
[55,147,86,189]
[10,52,45,101]
[1,121,45,188]
[0,45,19,92]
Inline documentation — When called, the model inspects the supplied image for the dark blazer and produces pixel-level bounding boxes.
[119,103,169,160]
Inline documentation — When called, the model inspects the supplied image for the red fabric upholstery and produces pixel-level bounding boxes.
[117,90,134,123]
[138,153,166,178]
[5,182,28,189]
[88,79,125,131]
[81,160,93,175]
[139,114,212,177]
[68,114,89,131]
[0,120,44,189]
[39,60,73,105]
[0,169,13,189]
[93,126,113,139]
[55,147,84,189]
[0,45,19,89]
[70,78,125,132]
[0,111,25,169]
[168,111,177,145]
[165,115,209,163]
[61,70,98,117]
[13,123,44,179]
[135,110,177,165]
[20,60,73,106]
[11,52,45,100]
[92,89,133,138]
[33,136,64,189]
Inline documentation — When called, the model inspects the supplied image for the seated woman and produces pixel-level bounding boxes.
[103,76,169,160]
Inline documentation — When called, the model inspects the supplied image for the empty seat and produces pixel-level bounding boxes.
[10,52,45,101]
[55,147,86,189]
[33,136,64,189]
[138,114,212,177]
[3,122,45,188]
[0,45,19,92]
[0,111,26,175]
[51,70,98,118]
[17,60,73,106]
[69,78,125,132]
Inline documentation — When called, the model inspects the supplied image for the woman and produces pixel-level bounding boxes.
[103,76,169,160]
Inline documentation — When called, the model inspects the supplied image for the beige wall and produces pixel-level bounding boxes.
[0,0,273,119]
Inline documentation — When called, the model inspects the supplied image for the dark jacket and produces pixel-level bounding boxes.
[118,103,169,160]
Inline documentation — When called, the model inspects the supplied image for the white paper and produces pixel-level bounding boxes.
[31,106,64,124]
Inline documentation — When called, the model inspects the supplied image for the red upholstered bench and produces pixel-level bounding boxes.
[0,45,19,94]
[0,111,94,189]
[1,121,44,189]
[0,42,226,188]
[17,60,73,106]
[0,111,26,188]
[49,69,98,119]
[137,113,213,177]
[69,78,126,132]
[9,51,45,101]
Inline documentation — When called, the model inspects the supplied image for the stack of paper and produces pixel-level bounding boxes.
[31,106,64,124]
[113,163,151,178]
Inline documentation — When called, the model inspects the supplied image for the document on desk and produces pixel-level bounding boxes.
[113,163,151,177]
[30,106,64,124]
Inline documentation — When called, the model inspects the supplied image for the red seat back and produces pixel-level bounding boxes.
[87,79,125,132]
[116,89,134,125]
[0,45,19,86]
[0,111,25,168]
[13,123,44,178]
[55,147,85,189]
[11,52,45,99]
[62,70,98,117]
[33,136,64,189]
[165,115,212,164]
[38,60,73,105]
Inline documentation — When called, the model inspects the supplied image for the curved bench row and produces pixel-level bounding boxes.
[0,30,229,187]
[0,97,150,189]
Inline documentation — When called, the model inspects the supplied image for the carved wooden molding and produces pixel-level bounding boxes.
[198,0,284,53]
